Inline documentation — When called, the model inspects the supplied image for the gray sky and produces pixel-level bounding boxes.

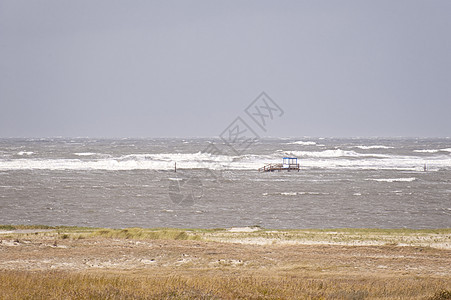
[1,1,450,138]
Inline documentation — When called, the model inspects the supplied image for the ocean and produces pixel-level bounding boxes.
[0,137,450,229]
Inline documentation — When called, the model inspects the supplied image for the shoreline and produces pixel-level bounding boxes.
[2,225,451,249]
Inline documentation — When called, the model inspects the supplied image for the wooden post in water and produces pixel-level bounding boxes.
[175,162,177,173]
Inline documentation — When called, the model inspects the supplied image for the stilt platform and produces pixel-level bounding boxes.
[258,163,300,172]
[259,157,300,172]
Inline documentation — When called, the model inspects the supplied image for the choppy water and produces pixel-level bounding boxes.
[0,137,450,229]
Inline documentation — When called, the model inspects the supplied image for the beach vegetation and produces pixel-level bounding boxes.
[90,227,201,241]
[0,271,449,299]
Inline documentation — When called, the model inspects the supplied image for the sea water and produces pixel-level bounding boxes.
[0,137,450,229]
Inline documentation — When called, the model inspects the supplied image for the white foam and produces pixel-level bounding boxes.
[168,177,183,181]
[1,148,451,172]
[287,141,317,145]
[355,145,394,150]
[368,178,416,183]
[0,152,235,171]
[298,192,329,195]
[414,149,440,153]
[74,152,97,156]
[280,192,297,196]
[284,149,389,158]
[17,151,33,156]
[414,148,451,153]
[296,155,451,171]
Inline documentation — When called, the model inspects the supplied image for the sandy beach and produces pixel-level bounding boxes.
[1,226,450,299]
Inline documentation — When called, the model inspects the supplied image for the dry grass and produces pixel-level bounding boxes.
[0,270,450,299]
[90,228,201,241]
[1,226,450,299]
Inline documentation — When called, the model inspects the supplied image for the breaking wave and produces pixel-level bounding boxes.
[283,149,389,158]
[0,152,234,171]
[74,152,98,156]
[414,148,451,154]
[354,145,394,150]
[414,149,440,153]
[287,141,317,146]
[17,151,34,156]
[1,148,451,171]
[368,178,417,183]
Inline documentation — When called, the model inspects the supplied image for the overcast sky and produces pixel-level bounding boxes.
[1,1,450,138]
